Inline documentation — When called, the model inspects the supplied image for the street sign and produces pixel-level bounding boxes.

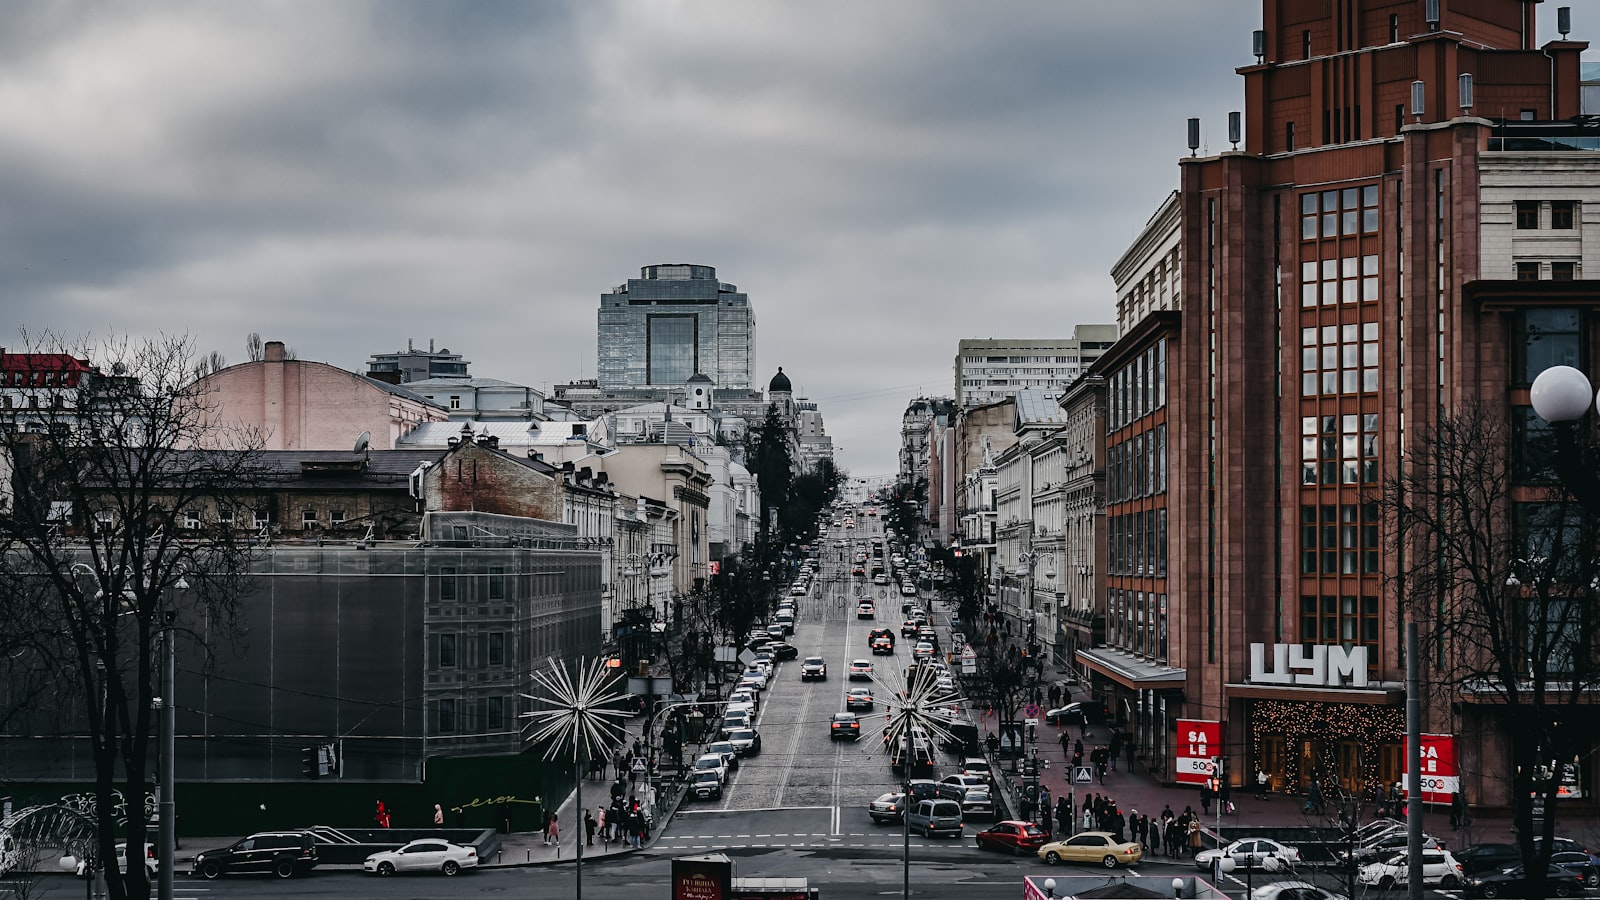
[1074,766,1094,784]
[1025,717,1040,727]
[738,649,757,667]
[1024,703,1041,719]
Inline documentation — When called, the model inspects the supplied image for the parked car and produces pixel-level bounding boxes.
[362,840,478,877]
[688,770,724,801]
[1357,849,1465,889]
[766,641,799,661]
[1196,838,1302,873]
[830,712,861,739]
[801,657,828,681]
[739,668,769,689]
[707,740,741,770]
[720,710,752,735]
[974,821,1049,855]
[1249,882,1350,900]
[1343,832,1438,865]
[77,843,156,879]
[693,753,729,785]
[1467,865,1585,898]
[846,688,874,711]
[906,798,964,838]
[1037,831,1144,868]
[1550,850,1600,887]
[192,831,320,879]
[1457,844,1521,876]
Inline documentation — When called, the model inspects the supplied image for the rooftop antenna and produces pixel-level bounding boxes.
[1458,73,1474,112]
[1425,0,1440,31]
[1411,80,1426,123]
[1252,29,1265,63]
[353,431,371,455]
[1558,6,1571,39]
[1187,117,1201,156]
[1228,111,1242,150]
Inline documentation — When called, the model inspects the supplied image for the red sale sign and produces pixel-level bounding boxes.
[1403,734,1458,805]
[1175,719,1222,785]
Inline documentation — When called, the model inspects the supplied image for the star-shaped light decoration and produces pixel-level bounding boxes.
[520,656,632,763]
[863,660,968,762]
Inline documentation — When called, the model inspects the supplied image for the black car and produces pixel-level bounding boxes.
[801,657,827,681]
[765,641,799,661]
[1457,844,1522,876]
[1550,851,1600,887]
[192,831,319,879]
[1467,865,1584,898]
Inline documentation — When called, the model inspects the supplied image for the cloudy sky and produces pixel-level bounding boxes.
[4,2,1573,476]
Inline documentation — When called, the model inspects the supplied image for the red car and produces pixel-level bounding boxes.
[975,820,1050,855]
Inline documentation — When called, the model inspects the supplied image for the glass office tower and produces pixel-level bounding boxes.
[597,264,755,391]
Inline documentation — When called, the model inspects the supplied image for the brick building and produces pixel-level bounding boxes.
[1086,0,1598,809]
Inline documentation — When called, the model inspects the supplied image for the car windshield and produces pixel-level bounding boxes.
[805,657,824,666]
[694,771,718,782]
[729,729,754,741]
[695,757,720,769]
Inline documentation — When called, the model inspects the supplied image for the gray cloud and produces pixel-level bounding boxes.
[1,2,1576,476]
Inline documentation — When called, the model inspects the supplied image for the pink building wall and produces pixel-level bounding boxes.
[194,341,448,450]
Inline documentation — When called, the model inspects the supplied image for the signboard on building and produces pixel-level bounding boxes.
[1248,643,1370,688]
[1175,719,1222,785]
[1402,733,1458,805]
[673,853,731,900]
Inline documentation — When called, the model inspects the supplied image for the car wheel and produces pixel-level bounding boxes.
[199,860,222,880]
[442,860,460,876]
[1554,882,1574,898]
[273,858,296,879]
[1481,884,1501,899]
[1585,872,1599,888]
[926,826,935,838]
[1263,856,1281,873]
[1379,875,1395,891]
[1046,851,1062,865]
[1103,854,1119,868]
[1441,875,1461,889]
[975,837,985,850]
[377,862,395,877]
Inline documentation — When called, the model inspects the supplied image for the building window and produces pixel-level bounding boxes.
[489,567,506,600]
[1286,122,1295,152]
[253,509,270,529]
[1303,29,1311,59]
[1516,201,1540,230]
[1552,201,1575,230]
[329,509,345,526]
[302,508,317,528]
[437,633,457,668]
[1512,406,1555,484]
[449,395,461,409]
[1516,308,1582,384]
[183,509,201,530]
[1517,262,1541,282]
[1389,14,1399,43]
[486,696,504,731]
[436,698,457,733]
[218,508,235,528]
[488,632,506,666]
[1553,261,1576,281]
[439,566,458,601]
[1521,109,1537,121]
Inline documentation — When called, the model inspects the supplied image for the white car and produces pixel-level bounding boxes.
[739,668,769,689]
[76,843,157,878]
[727,689,759,712]
[362,839,478,876]
[694,752,729,785]
[1357,849,1464,889]
[1196,838,1302,872]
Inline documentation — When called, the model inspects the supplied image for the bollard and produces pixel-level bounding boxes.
[498,847,503,864]
[526,849,530,862]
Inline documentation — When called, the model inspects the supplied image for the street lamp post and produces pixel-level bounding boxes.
[1530,365,1600,507]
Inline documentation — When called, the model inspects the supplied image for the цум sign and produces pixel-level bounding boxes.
[1249,643,1370,688]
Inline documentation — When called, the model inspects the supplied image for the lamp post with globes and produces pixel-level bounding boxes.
[1530,365,1600,508]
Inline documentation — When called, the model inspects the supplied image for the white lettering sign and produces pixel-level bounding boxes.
[1249,643,1369,688]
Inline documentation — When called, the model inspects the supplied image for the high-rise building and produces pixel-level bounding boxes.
[954,326,1119,407]
[597,264,756,391]
[1084,0,1596,808]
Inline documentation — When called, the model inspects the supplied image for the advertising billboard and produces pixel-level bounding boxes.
[1402,733,1458,805]
[1175,719,1222,785]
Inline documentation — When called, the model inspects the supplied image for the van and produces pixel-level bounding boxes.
[906,798,963,838]
[774,612,795,635]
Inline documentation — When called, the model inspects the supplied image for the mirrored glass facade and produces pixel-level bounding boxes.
[598,264,755,390]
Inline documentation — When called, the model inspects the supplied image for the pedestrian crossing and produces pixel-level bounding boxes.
[651,831,970,851]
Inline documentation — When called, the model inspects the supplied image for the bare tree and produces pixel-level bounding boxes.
[244,332,262,362]
[0,332,266,900]
[189,350,227,383]
[1380,404,1600,894]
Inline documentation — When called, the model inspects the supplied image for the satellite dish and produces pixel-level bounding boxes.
[353,431,371,454]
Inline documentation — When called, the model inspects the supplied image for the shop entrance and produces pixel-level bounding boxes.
[1261,735,1286,792]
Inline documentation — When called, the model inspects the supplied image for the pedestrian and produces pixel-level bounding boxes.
[1082,805,1094,831]
[1125,740,1136,773]
[546,813,559,847]
[433,803,444,827]
[1074,738,1084,757]
[1256,768,1270,800]
[597,806,608,844]
[1148,816,1161,855]
[1187,818,1203,857]
[1200,779,1214,816]
[454,805,466,828]
[1305,780,1325,816]
[1108,733,1122,772]
[1021,793,1037,826]
[1056,797,1072,836]
[374,800,391,829]
[1450,790,1469,828]
[1039,785,1052,817]
[584,809,597,846]
[541,808,552,842]
[1219,777,1232,816]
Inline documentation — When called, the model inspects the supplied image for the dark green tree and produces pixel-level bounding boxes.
[745,404,793,544]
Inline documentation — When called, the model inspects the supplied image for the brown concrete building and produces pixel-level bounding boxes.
[1085,0,1599,809]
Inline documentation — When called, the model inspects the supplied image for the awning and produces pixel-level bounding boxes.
[1076,647,1187,690]
[1225,682,1404,705]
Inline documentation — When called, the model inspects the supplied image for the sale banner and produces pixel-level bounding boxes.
[1402,733,1458,805]
[1175,719,1222,785]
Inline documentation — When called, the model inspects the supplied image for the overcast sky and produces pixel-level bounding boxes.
[3,2,1577,477]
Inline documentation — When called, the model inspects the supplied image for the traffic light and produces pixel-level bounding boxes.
[301,746,319,779]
